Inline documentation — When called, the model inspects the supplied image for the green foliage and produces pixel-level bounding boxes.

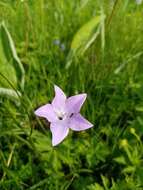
[0,0,143,189]
[66,15,104,68]
[0,22,25,100]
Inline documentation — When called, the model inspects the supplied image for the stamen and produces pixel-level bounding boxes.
[58,116,63,120]
[70,113,74,118]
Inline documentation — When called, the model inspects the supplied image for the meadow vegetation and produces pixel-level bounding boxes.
[0,0,143,189]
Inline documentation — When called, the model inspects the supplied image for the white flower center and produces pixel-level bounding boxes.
[55,109,66,120]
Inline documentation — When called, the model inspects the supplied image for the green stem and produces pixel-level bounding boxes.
[106,0,120,29]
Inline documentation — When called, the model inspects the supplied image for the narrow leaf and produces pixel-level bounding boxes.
[66,15,105,68]
[0,22,25,89]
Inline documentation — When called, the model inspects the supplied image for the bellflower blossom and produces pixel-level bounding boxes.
[35,85,93,146]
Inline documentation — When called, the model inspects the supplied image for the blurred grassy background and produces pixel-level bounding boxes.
[0,0,143,189]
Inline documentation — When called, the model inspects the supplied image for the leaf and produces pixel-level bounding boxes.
[0,87,21,100]
[0,22,25,89]
[0,22,25,100]
[0,31,17,88]
[71,16,101,54]
[88,183,104,190]
[122,166,136,174]
[135,106,143,112]
[114,156,126,165]
[66,15,105,68]
[101,175,109,190]
[114,51,143,74]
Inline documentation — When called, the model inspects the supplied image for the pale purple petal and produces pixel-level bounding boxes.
[69,113,93,131]
[35,104,57,122]
[52,85,66,110]
[66,94,87,114]
[50,121,69,146]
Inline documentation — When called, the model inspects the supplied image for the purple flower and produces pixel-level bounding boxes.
[35,85,93,146]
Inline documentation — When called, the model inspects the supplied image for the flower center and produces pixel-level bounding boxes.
[55,109,66,120]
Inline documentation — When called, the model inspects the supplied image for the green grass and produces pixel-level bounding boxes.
[1,0,143,189]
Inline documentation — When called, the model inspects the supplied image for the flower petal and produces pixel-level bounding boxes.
[69,113,93,131]
[50,121,69,146]
[66,94,87,114]
[52,85,66,110]
[35,104,57,122]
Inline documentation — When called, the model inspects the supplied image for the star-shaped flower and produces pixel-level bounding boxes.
[35,85,93,146]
